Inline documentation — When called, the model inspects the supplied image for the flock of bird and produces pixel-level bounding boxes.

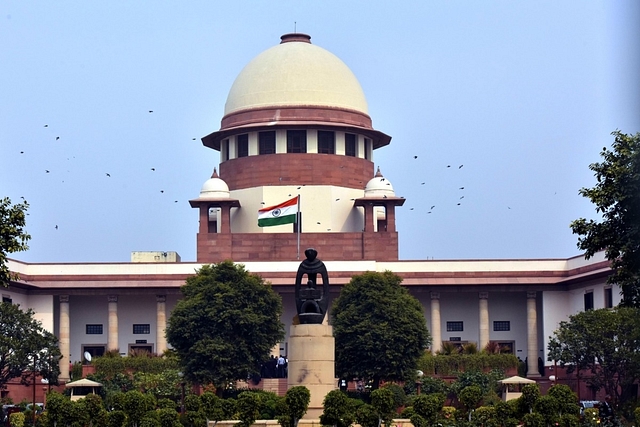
[15,111,196,231]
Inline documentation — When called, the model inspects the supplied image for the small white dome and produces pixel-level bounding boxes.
[364,167,395,198]
[199,169,230,199]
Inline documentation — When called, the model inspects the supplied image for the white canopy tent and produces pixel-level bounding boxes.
[497,376,537,401]
[65,378,103,401]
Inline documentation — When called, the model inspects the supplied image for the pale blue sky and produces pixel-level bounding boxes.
[1,1,638,263]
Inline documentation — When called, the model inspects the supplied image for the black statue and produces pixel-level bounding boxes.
[295,248,330,324]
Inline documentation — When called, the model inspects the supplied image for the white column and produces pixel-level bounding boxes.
[58,295,70,382]
[108,295,119,353]
[479,292,489,351]
[526,291,540,377]
[156,295,167,355]
[430,292,441,355]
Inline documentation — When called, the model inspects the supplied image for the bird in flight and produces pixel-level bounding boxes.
[459,187,464,190]
[151,168,155,171]
[447,165,451,168]
[45,170,50,173]
[410,208,414,210]
[459,165,463,169]
[149,110,153,113]
[160,190,164,193]
[457,203,461,206]
[55,225,58,230]
[20,151,24,154]
[430,205,435,209]
[106,173,111,177]
[56,137,60,140]
[414,155,418,159]
[44,124,48,127]
[421,182,425,185]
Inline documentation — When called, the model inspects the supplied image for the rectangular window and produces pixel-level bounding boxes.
[2,295,12,304]
[584,291,594,311]
[237,134,249,158]
[222,139,229,161]
[495,341,514,354]
[133,324,151,334]
[493,321,510,331]
[317,131,335,154]
[446,321,464,332]
[85,324,103,335]
[364,138,372,160]
[287,130,307,153]
[345,133,357,157]
[604,287,613,309]
[259,131,276,154]
[82,345,105,364]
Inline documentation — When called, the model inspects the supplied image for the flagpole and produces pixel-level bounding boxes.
[296,194,301,260]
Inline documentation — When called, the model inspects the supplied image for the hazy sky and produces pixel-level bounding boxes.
[1,1,639,263]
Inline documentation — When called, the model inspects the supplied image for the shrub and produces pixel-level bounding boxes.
[320,390,357,427]
[522,412,544,427]
[471,406,498,427]
[10,412,25,427]
[107,410,127,427]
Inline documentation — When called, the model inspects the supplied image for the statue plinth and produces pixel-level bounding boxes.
[287,323,335,419]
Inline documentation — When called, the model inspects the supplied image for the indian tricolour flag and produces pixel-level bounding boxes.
[258,196,299,227]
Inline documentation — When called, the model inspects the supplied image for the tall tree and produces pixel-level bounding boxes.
[570,131,640,306]
[547,307,640,404]
[331,271,431,389]
[0,302,61,389]
[0,197,31,287]
[166,261,285,391]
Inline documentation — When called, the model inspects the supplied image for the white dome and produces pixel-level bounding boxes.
[199,169,230,199]
[224,34,368,116]
[364,168,395,198]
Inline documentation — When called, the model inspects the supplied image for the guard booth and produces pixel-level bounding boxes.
[497,375,537,401]
[65,379,103,401]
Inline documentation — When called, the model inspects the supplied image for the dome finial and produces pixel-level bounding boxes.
[375,166,383,177]
[280,33,311,44]
[211,168,219,178]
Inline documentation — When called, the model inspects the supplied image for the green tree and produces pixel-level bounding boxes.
[320,390,357,427]
[519,384,540,415]
[546,384,580,417]
[331,271,431,388]
[547,307,640,404]
[411,393,445,427]
[0,302,61,389]
[458,385,483,420]
[236,392,262,427]
[370,387,396,427]
[0,197,31,287]
[570,131,640,307]
[277,386,310,427]
[166,262,285,390]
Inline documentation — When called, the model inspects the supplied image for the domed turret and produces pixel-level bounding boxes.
[198,168,230,199]
[364,167,395,198]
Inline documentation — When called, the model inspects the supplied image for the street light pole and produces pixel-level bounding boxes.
[178,372,185,415]
[32,355,37,426]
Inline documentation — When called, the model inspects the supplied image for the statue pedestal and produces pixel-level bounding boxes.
[287,324,335,419]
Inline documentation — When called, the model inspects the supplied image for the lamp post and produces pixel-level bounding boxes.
[416,370,424,395]
[32,355,37,427]
[178,372,186,414]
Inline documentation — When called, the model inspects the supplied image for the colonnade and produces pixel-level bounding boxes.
[57,294,168,382]
[430,291,541,378]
